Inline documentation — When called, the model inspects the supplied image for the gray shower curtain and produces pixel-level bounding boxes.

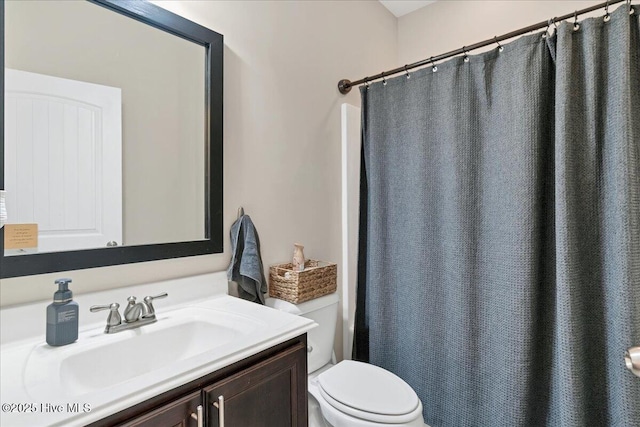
[355,6,640,427]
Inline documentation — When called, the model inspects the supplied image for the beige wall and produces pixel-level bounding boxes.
[5,0,205,247]
[1,1,397,359]
[4,0,612,362]
[398,1,606,66]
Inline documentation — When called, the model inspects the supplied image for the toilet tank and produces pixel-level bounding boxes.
[266,293,339,374]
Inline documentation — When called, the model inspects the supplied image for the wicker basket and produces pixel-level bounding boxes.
[269,260,337,304]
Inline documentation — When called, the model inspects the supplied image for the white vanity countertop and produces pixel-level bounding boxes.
[0,272,316,426]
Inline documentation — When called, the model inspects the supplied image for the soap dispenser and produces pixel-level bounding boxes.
[46,278,79,346]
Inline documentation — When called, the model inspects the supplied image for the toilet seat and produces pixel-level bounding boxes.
[316,360,422,424]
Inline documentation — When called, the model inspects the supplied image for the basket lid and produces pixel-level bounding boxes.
[265,292,339,315]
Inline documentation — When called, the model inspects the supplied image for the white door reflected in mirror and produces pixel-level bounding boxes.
[4,68,122,255]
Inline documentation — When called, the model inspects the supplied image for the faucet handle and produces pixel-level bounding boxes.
[145,293,168,301]
[90,302,120,313]
[90,303,122,327]
[142,293,168,318]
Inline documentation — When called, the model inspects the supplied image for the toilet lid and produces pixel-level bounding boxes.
[317,360,421,423]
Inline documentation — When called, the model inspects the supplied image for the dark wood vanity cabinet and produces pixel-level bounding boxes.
[204,341,307,427]
[91,335,308,427]
[118,391,202,427]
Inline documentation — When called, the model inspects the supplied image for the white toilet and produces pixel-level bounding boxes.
[266,293,427,427]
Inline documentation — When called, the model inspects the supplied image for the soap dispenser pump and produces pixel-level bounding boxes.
[46,278,79,346]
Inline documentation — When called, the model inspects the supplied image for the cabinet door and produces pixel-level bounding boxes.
[204,342,307,427]
[118,391,203,427]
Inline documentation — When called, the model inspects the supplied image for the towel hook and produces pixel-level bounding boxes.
[237,207,245,219]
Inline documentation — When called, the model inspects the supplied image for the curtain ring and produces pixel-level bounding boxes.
[429,57,438,73]
[542,19,552,39]
[364,78,370,89]
[629,0,635,15]
[547,17,557,35]
[604,0,611,22]
[573,10,580,31]
[463,46,470,63]
[494,36,504,52]
[382,74,387,86]
[404,65,411,79]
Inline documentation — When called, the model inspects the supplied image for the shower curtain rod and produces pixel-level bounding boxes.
[337,0,632,94]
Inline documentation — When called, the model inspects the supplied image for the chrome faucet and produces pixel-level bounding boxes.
[90,293,168,334]
[124,296,145,322]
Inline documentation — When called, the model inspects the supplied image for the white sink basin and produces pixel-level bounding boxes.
[0,274,315,427]
[23,307,265,399]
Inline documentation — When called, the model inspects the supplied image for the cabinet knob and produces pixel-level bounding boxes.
[189,405,203,427]
[212,395,225,427]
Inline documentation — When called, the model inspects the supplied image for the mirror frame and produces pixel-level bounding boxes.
[0,0,223,278]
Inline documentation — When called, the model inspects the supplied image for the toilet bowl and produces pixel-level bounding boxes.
[266,294,426,427]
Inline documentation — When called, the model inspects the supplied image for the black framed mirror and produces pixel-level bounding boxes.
[0,0,223,278]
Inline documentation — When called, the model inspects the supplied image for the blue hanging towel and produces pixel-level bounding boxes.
[227,215,266,304]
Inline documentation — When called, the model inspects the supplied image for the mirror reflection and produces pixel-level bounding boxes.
[4,0,206,255]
